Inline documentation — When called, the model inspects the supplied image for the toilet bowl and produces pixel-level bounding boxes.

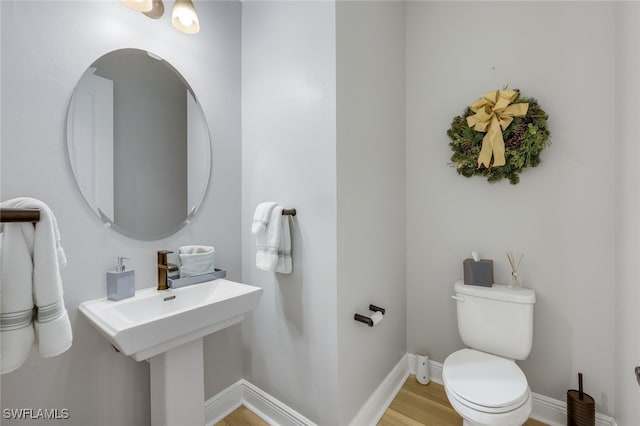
[443,349,532,426]
[444,282,536,426]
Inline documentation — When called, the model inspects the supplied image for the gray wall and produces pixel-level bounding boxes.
[405,1,616,416]
[336,2,407,424]
[0,1,242,425]
[614,2,640,425]
[241,2,339,424]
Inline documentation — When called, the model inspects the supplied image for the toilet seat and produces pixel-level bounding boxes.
[443,349,529,413]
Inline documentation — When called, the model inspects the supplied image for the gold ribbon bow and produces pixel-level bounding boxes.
[466,89,529,168]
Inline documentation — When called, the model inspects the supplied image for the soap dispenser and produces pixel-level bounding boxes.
[107,257,135,301]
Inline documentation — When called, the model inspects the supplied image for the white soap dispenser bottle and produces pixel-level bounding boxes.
[107,256,135,301]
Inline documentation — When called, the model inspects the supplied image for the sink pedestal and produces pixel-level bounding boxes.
[150,338,204,426]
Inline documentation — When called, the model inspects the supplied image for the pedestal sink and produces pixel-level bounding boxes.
[79,279,263,426]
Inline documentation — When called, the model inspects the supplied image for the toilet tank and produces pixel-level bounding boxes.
[453,281,536,360]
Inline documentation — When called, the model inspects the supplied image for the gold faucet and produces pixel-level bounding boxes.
[157,250,173,291]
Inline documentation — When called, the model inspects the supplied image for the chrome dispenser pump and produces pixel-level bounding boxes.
[115,256,130,272]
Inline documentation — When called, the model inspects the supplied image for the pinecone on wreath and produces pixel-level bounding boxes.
[505,122,527,150]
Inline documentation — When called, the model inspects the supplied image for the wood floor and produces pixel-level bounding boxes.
[378,376,548,426]
[214,405,269,426]
[215,375,548,426]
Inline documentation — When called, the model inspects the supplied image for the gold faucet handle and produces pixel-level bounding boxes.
[157,250,174,266]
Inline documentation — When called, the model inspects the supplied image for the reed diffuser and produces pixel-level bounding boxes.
[506,252,524,289]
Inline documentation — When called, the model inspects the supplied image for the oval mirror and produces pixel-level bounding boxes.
[66,49,211,240]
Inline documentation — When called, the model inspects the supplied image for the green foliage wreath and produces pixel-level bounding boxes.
[447,90,550,185]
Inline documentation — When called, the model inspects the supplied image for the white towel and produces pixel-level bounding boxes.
[178,245,215,278]
[253,203,292,274]
[251,202,278,235]
[0,198,72,374]
[276,215,292,274]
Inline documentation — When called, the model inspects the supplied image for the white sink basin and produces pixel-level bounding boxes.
[79,278,263,361]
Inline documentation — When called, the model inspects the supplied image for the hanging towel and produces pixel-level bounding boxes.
[0,198,72,374]
[276,215,292,274]
[178,245,215,278]
[251,202,278,234]
[252,203,292,274]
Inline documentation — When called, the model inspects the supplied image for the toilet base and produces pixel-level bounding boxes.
[462,420,525,426]
[444,384,531,426]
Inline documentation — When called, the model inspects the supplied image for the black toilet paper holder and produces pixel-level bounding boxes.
[354,304,386,327]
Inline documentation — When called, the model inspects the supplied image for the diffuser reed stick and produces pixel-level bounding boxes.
[506,252,524,289]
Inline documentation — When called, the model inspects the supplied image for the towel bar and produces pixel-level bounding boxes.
[0,208,40,223]
[282,208,296,216]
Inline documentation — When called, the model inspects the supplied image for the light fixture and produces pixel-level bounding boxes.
[171,0,200,34]
[121,0,153,13]
[143,0,165,19]
[121,0,200,34]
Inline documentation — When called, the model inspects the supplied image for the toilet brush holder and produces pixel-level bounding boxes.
[567,373,595,426]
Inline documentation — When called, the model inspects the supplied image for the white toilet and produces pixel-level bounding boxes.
[443,281,536,426]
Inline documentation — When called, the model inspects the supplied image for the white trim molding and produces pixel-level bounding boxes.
[204,379,317,426]
[527,392,618,426]
[206,354,617,426]
[242,380,316,426]
[407,353,617,426]
[348,354,410,426]
[205,355,410,426]
[204,380,243,426]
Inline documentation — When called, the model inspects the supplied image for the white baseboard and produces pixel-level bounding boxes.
[407,353,617,426]
[206,354,617,426]
[204,379,316,426]
[348,354,410,426]
[205,356,409,426]
[527,391,618,426]
[242,380,317,426]
[204,380,243,426]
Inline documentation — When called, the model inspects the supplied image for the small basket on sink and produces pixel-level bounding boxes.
[168,268,227,289]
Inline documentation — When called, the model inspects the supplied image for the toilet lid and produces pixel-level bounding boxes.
[443,349,528,410]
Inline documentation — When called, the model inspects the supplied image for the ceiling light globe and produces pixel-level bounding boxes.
[172,0,200,34]
[121,0,153,12]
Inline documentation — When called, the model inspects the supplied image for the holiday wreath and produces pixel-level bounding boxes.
[447,88,550,184]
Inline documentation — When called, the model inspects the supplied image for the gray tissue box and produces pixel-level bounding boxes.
[463,258,494,287]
